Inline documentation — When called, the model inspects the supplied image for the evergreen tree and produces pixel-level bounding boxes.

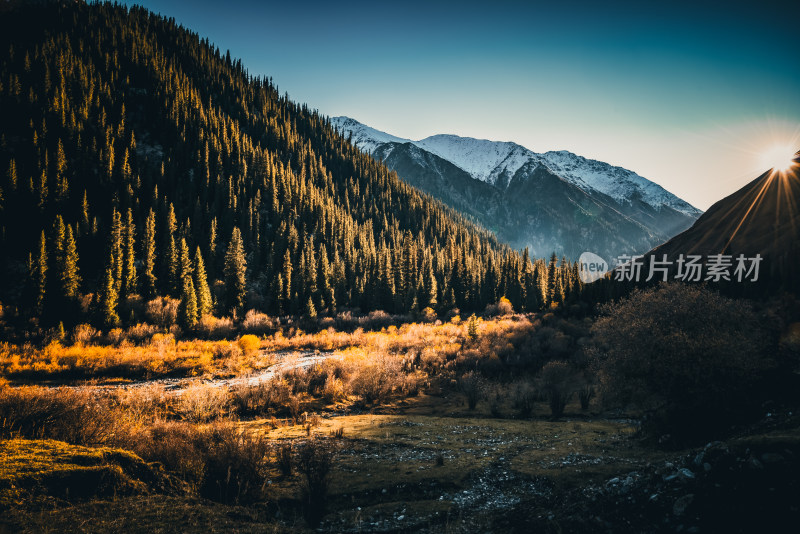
[178,237,192,283]
[281,249,292,312]
[123,208,136,296]
[110,208,123,294]
[31,230,47,313]
[223,226,247,312]
[194,246,212,317]
[61,224,80,299]
[179,274,198,329]
[99,254,120,328]
[142,208,157,297]
[305,296,317,320]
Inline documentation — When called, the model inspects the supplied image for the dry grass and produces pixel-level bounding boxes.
[0,316,535,385]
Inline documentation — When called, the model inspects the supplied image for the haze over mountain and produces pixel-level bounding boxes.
[332,117,702,262]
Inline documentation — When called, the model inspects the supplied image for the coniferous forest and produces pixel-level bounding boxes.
[0,2,583,335]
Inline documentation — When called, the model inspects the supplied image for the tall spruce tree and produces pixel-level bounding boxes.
[99,253,120,328]
[193,246,212,317]
[142,208,157,297]
[123,208,136,297]
[223,226,247,313]
[61,224,80,299]
[179,274,198,329]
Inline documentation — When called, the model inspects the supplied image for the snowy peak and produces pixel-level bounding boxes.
[414,135,532,186]
[539,150,703,217]
[331,116,701,217]
[331,116,410,154]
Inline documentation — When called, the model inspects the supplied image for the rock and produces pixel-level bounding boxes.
[382,488,387,494]
[703,462,712,472]
[607,477,620,485]
[678,468,695,479]
[673,494,695,516]
[693,452,705,466]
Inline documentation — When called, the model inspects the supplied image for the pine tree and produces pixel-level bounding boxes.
[179,274,198,329]
[467,313,479,340]
[32,230,47,313]
[305,296,317,320]
[178,237,192,283]
[110,208,123,294]
[122,208,137,296]
[223,226,247,312]
[142,208,157,297]
[61,224,80,299]
[99,254,120,327]
[7,159,17,191]
[546,253,558,306]
[281,248,292,311]
[194,246,212,317]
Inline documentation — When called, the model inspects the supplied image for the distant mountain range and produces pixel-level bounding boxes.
[332,117,702,261]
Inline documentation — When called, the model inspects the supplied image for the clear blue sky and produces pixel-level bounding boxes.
[121,0,800,210]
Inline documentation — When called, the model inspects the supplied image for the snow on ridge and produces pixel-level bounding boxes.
[414,135,532,185]
[330,116,410,154]
[330,116,701,216]
[539,150,702,216]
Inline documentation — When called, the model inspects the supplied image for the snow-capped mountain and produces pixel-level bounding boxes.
[331,116,702,261]
[332,117,701,217]
[538,150,701,217]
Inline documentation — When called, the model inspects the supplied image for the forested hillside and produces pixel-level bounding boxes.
[0,1,583,331]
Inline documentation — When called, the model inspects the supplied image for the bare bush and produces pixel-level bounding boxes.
[242,310,276,335]
[176,383,231,422]
[358,310,393,330]
[106,327,126,346]
[145,297,179,328]
[197,314,236,339]
[0,386,119,445]
[196,424,271,504]
[297,438,336,526]
[237,334,260,358]
[348,355,403,405]
[72,323,100,345]
[512,381,538,418]
[484,296,514,317]
[230,380,291,417]
[459,371,486,410]
[128,421,270,505]
[125,322,159,344]
[420,307,437,323]
[538,361,577,419]
[578,384,595,410]
[276,442,293,476]
[592,283,776,444]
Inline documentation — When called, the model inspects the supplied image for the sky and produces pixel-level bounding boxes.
[121,0,800,210]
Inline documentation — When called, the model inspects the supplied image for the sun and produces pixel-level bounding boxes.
[761,145,798,173]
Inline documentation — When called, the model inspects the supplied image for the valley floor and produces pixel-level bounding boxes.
[3,385,798,533]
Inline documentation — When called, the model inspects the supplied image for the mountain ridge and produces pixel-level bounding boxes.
[332,116,701,261]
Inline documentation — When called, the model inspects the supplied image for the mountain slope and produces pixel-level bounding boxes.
[646,152,800,292]
[0,1,580,324]
[333,117,702,261]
